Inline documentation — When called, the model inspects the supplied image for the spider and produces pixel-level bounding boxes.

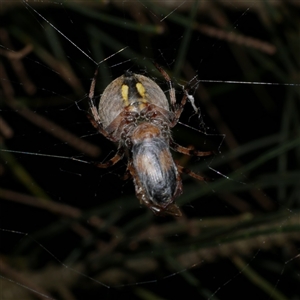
[88,64,212,217]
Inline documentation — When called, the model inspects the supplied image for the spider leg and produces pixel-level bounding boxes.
[87,67,117,142]
[122,168,132,180]
[153,62,191,127]
[176,164,211,182]
[153,62,177,109]
[87,68,125,168]
[87,113,113,141]
[88,67,103,126]
[170,141,212,157]
[93,147,124,168]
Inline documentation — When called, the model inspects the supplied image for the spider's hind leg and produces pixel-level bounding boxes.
[170,141,213,157]
[176,164,211,182]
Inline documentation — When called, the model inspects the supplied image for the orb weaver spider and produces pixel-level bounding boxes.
[87,64,212,217]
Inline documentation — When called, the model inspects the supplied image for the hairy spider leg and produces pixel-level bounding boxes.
[153,63,191,127]
[93,147,125,168]
[87,67,125,168]
[170,141,212,157]
[154,64,212,183]
[176,164,211,182]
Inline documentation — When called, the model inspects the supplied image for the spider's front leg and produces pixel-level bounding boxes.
[153,63,191,127]
[87,67,114,141]
[87,67,124,168]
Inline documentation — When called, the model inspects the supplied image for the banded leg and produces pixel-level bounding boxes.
[177,164,211,182]
[94,147,124,168]
[154,62,177,109]
[153,62,191,127]
[170,141,212,157]
[88,67,101,122]
[87,113,114,142]
[87,67,117,142]
[122,166,132,180]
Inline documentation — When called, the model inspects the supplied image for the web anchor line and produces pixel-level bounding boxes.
[197,79,299,87]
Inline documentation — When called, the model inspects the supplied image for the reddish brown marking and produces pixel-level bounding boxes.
[131,123,161,143]
[134,153,151,175]
[176,164,209,181]
[171,141,213,157]
[159,148,174,173]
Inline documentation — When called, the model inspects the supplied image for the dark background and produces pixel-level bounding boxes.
[0,1,299,299]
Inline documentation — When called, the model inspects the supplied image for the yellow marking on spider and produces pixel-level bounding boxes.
[136,82,148,109]
[121,84,129,106]
[138,102,148,110]
[136,83,146,99]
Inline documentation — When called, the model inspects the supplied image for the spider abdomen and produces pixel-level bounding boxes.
[98,72,170,129]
